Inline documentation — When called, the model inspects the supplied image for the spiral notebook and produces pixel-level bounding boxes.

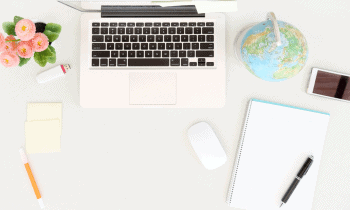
[226,99,330,210]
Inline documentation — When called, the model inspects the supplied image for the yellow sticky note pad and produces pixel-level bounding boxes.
[25,120,61,154]
[27,103,62,135]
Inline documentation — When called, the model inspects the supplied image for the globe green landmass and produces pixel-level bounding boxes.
[241,21,308,82]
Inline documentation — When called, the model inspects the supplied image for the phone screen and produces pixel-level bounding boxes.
[313,70,350,101]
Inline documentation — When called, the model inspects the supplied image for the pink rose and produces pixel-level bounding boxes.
[5,35,18,53]
[15,19,36,41]
[0,52,20,67]
[31,33,49,52]
[0,33,6,52]
[17,41,34,58]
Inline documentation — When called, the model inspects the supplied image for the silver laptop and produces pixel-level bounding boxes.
[59,1,226,108]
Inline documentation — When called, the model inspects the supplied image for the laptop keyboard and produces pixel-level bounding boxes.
[91,21,215,68]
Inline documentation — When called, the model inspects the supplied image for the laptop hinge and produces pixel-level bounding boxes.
[101,5,205,18]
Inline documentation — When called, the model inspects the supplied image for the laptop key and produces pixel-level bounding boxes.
[162,51,169,57]
[166,43,174,50]
[92,23,100,27]
[183,43,190,50]
[109,28,116,34]
[180,22,187,26]
[198,62,205,66]
[206,22,214,26]
[173,35,180,42]
[171,23,179,26]
[190,35,197,42]
[92,43,106,50]
[92,51,110,58]
[120,51,127,57]
[179,51,186,57]
[164,35,171,42]
[118,59,127,66]
[162,23,170,27]
[101,23,109,27]
[188,51,195,57]
[192,43,199,49]
[190,62,197,66]
[122,35,129,42]
[189,22,196,26]
[101,28,108,34]
[111,51,118,57]
[198,58,205,63]
[197,22,205,26]
[152,28,159,34]
[145,51,152,57]
[128,51,136,57]
[137,51,144,57]
[143,28,151,34]
[198,35,206,42]
[171,51,178,57]
[115,43,123,50]
[160,28,167,34]
[196,51,214,57]
[154,51,161,57]
[202,27,214,34]
[207,62,214,66]
[149,43,157,50]
[131,35,138,42]
[110,23,118,27]
[100,59,108,66]
[181,35,188,42]
[109,59,116,66]
[156,35,163,42]
[158,43,165,50]
[171,58,180,66]
[200,43,214,49]
[126,28,133,34]
[118,28,125,34]
[177,28,184,34]
[127,23,135,27]
[124,43,131,50]
[139,35,146,42]
[141,43,148,50]
[181,58,189,66]
[119,23,126,27]
[185,28,193,34]
[136,23,144,27]
[194,28,201,34]
[107,43,114,50]
[154,23,161,27]
[92,28,100,34]
[169,28,176,34]
[145,22,152,27]
[207,35,214,42]
[92,59,99,66]
[135,28,142,34]
[175,43,182,50]
[147,35,155,42]
[113,35,121,42]
[128,59,170,66]
[132,43,140,50]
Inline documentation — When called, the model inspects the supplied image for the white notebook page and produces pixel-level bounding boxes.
[227,99,330,210]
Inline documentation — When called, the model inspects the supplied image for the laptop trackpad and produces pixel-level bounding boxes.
[129,72,177,105]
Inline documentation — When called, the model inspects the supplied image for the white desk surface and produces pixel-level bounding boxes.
[1,0,350,209]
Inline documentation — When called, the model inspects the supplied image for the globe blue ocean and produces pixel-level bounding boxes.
[240,20,308,82]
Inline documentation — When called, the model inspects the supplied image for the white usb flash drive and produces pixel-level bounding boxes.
[36,64,71,83]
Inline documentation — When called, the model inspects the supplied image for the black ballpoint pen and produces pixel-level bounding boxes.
[280,155,314,207]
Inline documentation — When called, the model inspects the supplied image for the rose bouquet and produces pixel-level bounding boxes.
[0,16,62,68]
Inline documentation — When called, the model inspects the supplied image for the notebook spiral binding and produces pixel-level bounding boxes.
[226,100,253,205]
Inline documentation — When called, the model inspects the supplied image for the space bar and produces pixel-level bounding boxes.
[128,59,169,66]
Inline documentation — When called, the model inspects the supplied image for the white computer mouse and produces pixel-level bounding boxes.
[188,122,227,170]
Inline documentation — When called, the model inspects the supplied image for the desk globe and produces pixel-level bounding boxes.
[235,12,308,82]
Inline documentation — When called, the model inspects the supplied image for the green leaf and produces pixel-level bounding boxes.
[14,16,24,25]
[43,30,59,42]
[45,23,62,34]
[34,48,54,67]
[47,46,56,64]
[19,57,31,67]
[2,22,16,36]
